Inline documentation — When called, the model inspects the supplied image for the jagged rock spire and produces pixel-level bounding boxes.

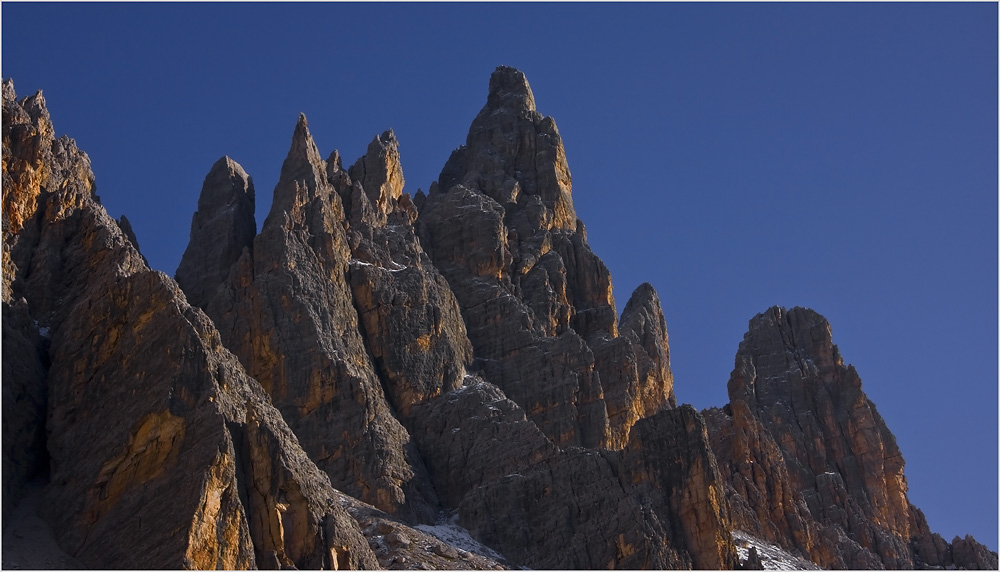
[175,155,255,308]
[184,112,441,522]
[484,65,536,112]
[419,68,673,451]
[349,129,404,215]
[282,113,324,180]
[704,305,1000,569]
[438,65,575,230]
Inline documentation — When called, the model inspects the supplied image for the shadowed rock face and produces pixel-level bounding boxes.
[174,156,255,309]
[2,298,48,525]
[179,115,440,522]
[418,66,675,451]
[334,130,474,421]
[706,306,998,570]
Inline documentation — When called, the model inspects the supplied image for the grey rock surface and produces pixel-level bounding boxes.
[175,155,256,309]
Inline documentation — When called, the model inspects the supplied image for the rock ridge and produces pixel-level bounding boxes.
[3,68,994,571]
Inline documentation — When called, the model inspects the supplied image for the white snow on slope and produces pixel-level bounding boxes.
[414,512,507,564]
[733,530,822,570]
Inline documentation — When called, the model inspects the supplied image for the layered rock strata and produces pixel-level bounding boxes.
[706,306,998,570]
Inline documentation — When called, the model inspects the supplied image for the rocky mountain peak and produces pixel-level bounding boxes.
[485,65,536,113]
[4,71,994,571]
[1,78,15,101]
[437,66,575,231]
[729,306,849,413]
[348,129,404,215]
[277,112,325,191]
[174,155,255,309]
[706,304,998,569]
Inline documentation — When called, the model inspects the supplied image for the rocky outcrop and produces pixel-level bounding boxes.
[2,80,380,569]
[178,115,439,522]
[707,306,998,570]
[418,66,674,450]
[2,80,54,302]
[598,283,677,448]
[616,406,737,570]
[5,69,994,571]
[2,79,92,525]
[333,130,474,420]
[174,156,255,309]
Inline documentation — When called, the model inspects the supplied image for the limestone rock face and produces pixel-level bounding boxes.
[616,405,737,570]
[1,298,48,525]
[183,115,439,522]
[347,129,404,215]
[332,132,474,420]
[952,534,1000,570]
[457,446,684,570]
[175,156,255,309]
[2,79,94,304]
[407,374,733,570]
[707,306,998,570]
[408,377,558,509]
[2,81,379,569]
[419,66,675,450]
[5,71,995,571]
[597,283,677,448]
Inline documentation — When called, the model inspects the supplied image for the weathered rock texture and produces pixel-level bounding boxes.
[3,68,994,571]
[2,79,381,570]
[706,306,998,570]
[418,66,675,451]
[179,116,440,523]
[335,130,474,420]
[175,156,256,309]
[1,298,48,525]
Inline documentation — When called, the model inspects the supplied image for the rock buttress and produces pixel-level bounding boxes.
[418,65,674,450]
[707,306,998,569]
[180,115,439,522]
[2,81,379,569]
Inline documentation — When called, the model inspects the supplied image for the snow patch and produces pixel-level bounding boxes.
[414,512,506,564]
[732,530,821,570]
[349,259,408,272]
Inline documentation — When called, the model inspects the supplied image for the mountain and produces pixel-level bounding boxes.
[2,67,995,570]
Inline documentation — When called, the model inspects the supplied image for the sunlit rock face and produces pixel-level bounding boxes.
[177,115,440,523]
[706,306,998,569]
[1,82,380,570]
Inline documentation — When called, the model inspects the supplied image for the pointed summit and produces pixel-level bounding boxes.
[349,129,404,214]
[175,155,255,309]
[262,113,335,231]
[279,112,325,184]
[485,65,536,112]
[438,66,575,230]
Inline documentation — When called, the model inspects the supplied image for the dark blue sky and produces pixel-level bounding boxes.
[4,2,996,551]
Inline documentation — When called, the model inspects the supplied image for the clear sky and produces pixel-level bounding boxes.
[3,2,996,552]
